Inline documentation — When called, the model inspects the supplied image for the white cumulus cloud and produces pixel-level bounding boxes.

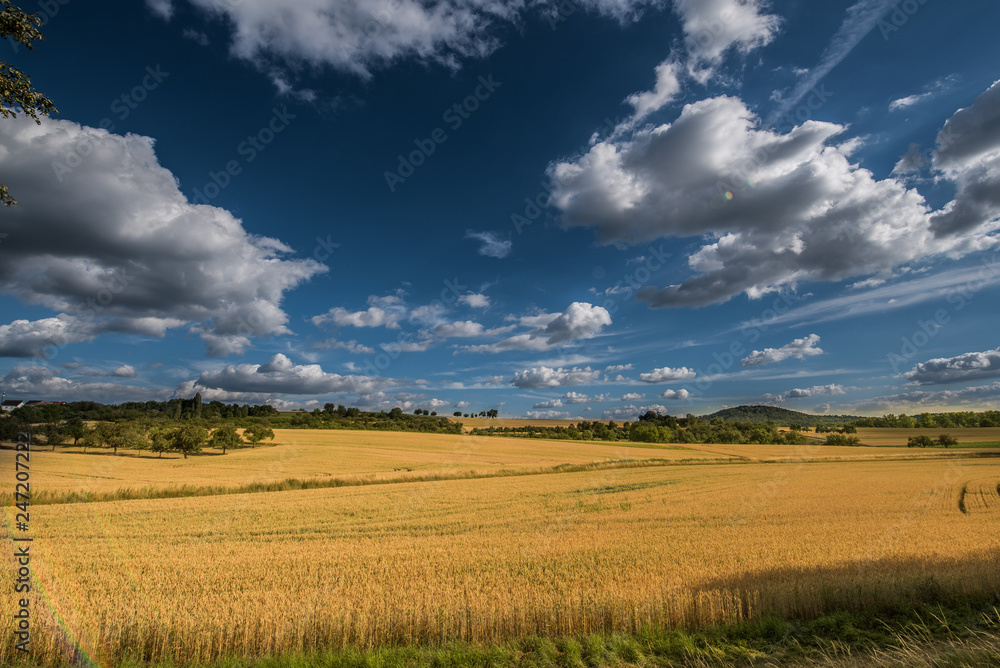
[511,366,601,389]
[904,347,1000,386]
[638,366,697,383]
[0,116,325,357]
[741,334,823,367]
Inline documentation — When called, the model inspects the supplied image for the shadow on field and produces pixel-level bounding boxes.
[690,548,1000,621]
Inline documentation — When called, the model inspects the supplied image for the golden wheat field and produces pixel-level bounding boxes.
[853,427,1000,446]
[3,429,722,501]
[1,431,999,667]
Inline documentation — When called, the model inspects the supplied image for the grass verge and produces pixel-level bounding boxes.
[10,597,1000,667]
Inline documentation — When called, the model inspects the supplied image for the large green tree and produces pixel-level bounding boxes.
[148,428,171,458]
[1,0,57,206]
[243,424,274,448]
[208,423,243,454]
[171,424,207,459]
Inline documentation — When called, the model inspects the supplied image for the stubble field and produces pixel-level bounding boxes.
[1,430,999,667]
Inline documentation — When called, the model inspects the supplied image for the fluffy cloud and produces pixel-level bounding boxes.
[603,403,669,419]
[638,366,696,383]
[562,391,591,404]
[145,0,173,20]
[765,384,845,402]
[626,60,683,122]
[858,382,1000,410]
[189,353,394,395]
[605,364,634,373]
[741,334,823,367]
[0,117,325,357]
[904,347,1000,385]
[672,0,780,81]
[312,294,407,330]
[432,320,514,338]
[510,366,601,389]
[930,80,1000,236]
[525,410,571,420]
[112,365,137,378]
[355,391,449,413]
[621,392,645,401]
[466,230,512,258]
[2,366,170,403]
[660,388,690,400]
[785,383,845,398]
[457,293,490,308]
[167,0,664,83]
[549,90,996,308]
[458,302,611,353]
[532,399,563,409]
[890,93,933,112]
[541,302,612,344]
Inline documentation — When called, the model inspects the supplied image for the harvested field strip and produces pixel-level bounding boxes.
[3,456,736,506]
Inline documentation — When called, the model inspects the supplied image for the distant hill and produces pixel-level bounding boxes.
[701,405,862,426]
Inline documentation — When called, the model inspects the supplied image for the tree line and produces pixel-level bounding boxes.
[0,415,275,458]
[471,412,809,445]
[853,411,1000,428]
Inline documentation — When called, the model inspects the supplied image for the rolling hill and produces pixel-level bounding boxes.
[701,405,863,426]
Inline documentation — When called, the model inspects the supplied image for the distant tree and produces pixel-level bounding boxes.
[430,411,437,416]
[65,417,87,446]
[825,434,861,446]
[937,433,958,448]
[917,413,938,428]
[463,413,469,418]
[171,424,207,459]
[414,409,423,415]
[0,416,20,443]
[209,423,243,454]
[149,428,170,458]
[43,422,65,450]
[907,435,935,448]
[243,424,274,447]
[389,407,403,419]
[487,409,498,418]
[1,0,58,206]
[453,411,462,417]
[80,428,99,453]
[193,392,203,420]
[104,422,146,455]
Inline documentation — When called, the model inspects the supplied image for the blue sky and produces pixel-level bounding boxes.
[1,0,999,418]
